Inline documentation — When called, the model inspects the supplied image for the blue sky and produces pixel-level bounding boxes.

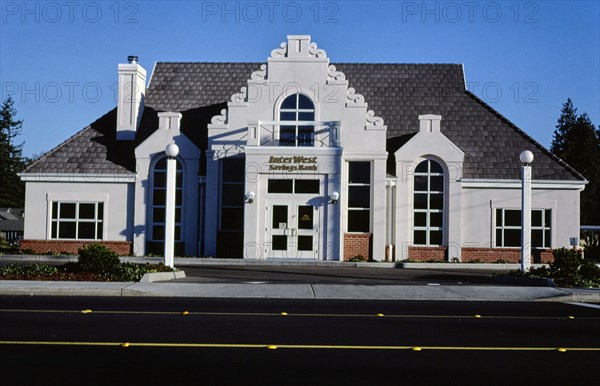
[1,0,598,157]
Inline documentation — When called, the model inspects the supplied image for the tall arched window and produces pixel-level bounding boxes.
[413,159,444,245]
[279,94,314,146]
[150,157,183,247]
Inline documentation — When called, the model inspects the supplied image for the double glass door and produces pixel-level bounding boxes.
[266,199,319,259]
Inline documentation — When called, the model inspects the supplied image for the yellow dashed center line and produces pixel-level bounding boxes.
[0,309,597,320]
[0,340,598,352]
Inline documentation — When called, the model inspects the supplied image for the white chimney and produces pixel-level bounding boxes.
[286,35,311,57]
[418,114,442,133]
[117,55,146,140]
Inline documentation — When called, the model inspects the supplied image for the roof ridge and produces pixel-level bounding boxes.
[21,108,117,174]
[154,61,462,65]
[156,61,261,64]
[333,62,462,65]
[464,91,586,182]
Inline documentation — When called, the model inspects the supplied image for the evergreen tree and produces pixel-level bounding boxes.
[0,96,25,208]
[551,98,600,225]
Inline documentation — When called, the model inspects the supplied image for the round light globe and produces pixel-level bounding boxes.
[519,150,534,165]
[330,191,340,201]
[165,143,179,158]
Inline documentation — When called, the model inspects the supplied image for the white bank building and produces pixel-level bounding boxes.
[20,35,586,262]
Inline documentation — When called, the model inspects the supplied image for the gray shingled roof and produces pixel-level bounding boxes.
[23,109,136,174]
[24,62,585,181]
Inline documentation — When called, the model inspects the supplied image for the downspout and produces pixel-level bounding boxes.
[385,178,396,262]
[391,179,396,261]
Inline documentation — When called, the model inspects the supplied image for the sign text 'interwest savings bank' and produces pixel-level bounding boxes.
[268,156,318,171]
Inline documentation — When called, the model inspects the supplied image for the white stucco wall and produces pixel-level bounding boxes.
[23,181,133,242]
[461,184,582,250]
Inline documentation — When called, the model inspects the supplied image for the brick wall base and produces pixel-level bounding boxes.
[407,246,447,261]
[406,246,553,263]
[344,233,372,261]
[20,240,132,256]
[461,248,553,264]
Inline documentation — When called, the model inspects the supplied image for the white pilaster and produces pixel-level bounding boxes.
[164,156,177,267]
[521,164,532,271]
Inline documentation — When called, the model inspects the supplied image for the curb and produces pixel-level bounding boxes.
[0,280,134,297]
[139,270,186,283]
[1,280,599,302]
[537,293,600,303]
[396,262,547,270]
[489,276,557,287]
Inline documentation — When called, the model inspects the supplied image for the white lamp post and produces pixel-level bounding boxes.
[520,150,534,272]
[164,143,179,268]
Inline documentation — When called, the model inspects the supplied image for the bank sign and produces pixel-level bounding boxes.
[268,156,318,172]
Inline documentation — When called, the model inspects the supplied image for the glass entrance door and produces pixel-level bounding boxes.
[267,200,318,259]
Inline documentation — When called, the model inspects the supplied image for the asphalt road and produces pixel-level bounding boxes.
[174,264,508,285]
[1,296,598,385]
[0,258,518,285]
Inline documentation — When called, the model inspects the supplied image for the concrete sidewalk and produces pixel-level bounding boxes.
[1,255,599,302]
[1,280,599,302]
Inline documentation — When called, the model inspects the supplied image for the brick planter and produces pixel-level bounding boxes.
[344,233,372,261]
[407,246,447,261]
[461,247,553,264]
[20,240,132,256]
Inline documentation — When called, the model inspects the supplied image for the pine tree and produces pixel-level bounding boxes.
[551,98,578,157]
[0,96,25,208]
[551,99,600,225]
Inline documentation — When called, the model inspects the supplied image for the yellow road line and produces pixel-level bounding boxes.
[0,340,599,351]
[1,309,597,320]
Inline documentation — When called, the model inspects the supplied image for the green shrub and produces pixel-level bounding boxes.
[62,262,82,273]
[110,262,173,282]
[348,254,367,262]
[507,247,600,287]
[0,244,19,254]
[0,264,59,278]
[78,244,120,273]
[547,248,580,286]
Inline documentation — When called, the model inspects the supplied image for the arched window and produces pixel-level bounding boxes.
[150,157,183,245]
[413,159,444,245]
[279,94,314,146]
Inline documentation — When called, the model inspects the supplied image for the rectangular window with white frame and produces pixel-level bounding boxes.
[495,208,551,248]
[50,202,104,240]
[347,161,371,233]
